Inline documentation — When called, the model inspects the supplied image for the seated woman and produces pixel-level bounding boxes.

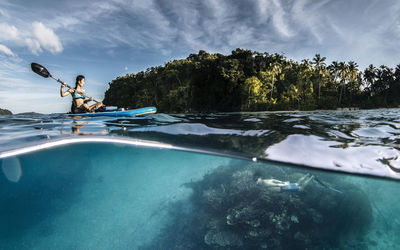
[60,75,103,114]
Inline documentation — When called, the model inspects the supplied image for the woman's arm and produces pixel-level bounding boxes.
[60,83,74,97]
[86,101,103,112]
[84,97,94,104]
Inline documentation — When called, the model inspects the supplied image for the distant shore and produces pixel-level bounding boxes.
[103,49,400,113]
[0,108,12,115]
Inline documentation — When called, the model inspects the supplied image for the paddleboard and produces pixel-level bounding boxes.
[71,106,157,117]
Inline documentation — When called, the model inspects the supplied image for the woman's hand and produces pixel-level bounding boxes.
[95,102,103,109]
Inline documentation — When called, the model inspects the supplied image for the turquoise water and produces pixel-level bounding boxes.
[0,109,400,249]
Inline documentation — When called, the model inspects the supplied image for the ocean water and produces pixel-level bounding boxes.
[0,109,400,249]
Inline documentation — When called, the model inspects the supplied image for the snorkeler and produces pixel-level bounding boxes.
[257,173,342,193]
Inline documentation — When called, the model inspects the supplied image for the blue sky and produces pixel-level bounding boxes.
[0,0,399,114]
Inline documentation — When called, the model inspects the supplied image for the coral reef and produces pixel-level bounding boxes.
[143,163,372,249]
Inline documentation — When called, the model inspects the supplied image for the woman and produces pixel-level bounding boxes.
[60,75,103,114]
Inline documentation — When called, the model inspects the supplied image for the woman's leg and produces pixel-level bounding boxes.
[87,102,104,112]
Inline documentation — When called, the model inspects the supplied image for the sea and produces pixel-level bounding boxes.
[0,108,399,249]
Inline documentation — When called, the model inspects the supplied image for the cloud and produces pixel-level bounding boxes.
[0,23,19,41]
[0,0,400,68]
[0,21,63,55]
[0,53,25,76]
[0,44,14,56]
[270,0,293,38]
[25,38,42,55]
[32,22,63,54]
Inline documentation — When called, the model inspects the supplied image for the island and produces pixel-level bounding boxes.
[0,108,12,115]
[103,49,400,113]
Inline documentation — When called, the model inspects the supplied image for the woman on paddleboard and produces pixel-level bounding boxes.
[60,75,103,114]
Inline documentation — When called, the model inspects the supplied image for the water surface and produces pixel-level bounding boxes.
[1,109,399,178]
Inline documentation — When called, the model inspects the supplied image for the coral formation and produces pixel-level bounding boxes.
[143,163,372,249]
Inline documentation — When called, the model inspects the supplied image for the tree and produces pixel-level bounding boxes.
[269,62,282,99]
[363,64,376,97]
[347,61,359,105]
[298,59,313,102]
[243,76,268,110]
[328,61,340,85]
[103,48,399,112]
[338,62,348,106]
[312,54,327,101]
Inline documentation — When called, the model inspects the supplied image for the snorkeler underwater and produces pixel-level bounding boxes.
[142,162,373,249]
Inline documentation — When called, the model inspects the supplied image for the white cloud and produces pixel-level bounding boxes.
[0,9,5,16]
[0,0,399,69]
[32,22,63,54]
[25,38,42,55]
[0,54,25,76]
[271,0,293,38]
[0,23,20,41]
[0,21,63,55]
[0,44,14,56]
[290,0,331,44]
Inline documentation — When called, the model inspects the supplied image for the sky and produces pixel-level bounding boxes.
[0,0,399,114]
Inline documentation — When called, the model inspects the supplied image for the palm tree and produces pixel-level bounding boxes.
[363,64,377,96]
[375,65,393,93]
[312,54,327,101]
[347,61,359,105]
[298,59,313,101]
[348,61,358,81]
[287,84,300,109]
[270,62,282,99]
[328,61,340,83]
[395,64,400,79]
[338,62,348,106]
[392,64,400,103]
[327,61,342,95]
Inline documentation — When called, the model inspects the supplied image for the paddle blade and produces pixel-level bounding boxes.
[31,63,51,78]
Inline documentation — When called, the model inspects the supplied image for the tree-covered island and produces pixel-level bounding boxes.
[103,49,400,113]
[0,108,12,115]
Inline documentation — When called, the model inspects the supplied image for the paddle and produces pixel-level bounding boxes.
[31,62,98,102]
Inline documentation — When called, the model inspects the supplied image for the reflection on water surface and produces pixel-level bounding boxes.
[1,109,400,178]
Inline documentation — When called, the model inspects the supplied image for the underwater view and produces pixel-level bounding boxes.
[1,109,400,249]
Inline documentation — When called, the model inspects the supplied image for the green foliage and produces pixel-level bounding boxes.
[103,50,400,112]
[0,108,12,115]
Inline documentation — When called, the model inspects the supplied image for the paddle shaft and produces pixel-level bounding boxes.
[31,62,98,102]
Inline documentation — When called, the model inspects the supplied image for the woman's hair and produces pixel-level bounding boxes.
[75,75,85,88]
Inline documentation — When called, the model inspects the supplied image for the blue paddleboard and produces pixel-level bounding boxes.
[72,106,157,117]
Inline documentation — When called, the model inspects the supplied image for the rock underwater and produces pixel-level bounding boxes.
[142,162,373,250]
